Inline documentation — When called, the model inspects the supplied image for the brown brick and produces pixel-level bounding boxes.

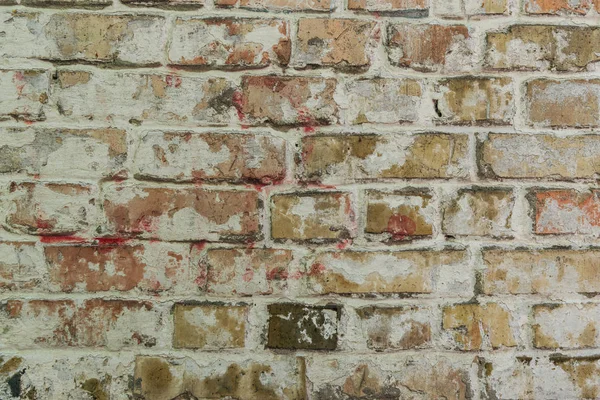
[434,77,514,125]
[482,248,600,295]
[238,76,338,126]
[487,25,600,71]
[533,303,600,349]
[532,189,600,235]
[103,184,260,241]
[1,299,163,348]
[479,133,600,180]
[216,0,333,10]
[201,248,293,295]
[524,0,598,15]
[134,131,286,184]
[300,133,469,183]
[294,19,377,69]
[0,242,44,291]
[168,18,290,68]
[0,128,127,180]
[443,188,514,237]
[343,78,422,124]
[0,69,48,122]
[443,303,517,350]
[173,303,248,349]
[307,249,468,295]
[45,242,188,293]
[271,192,355,242]
[134,355,307,400]
[526,79,600,128]
[267,303,340,350]
[365,190,434,242]
[356,306,432,350]
[387,24,473,72]
[4,182,98,236]
[348,0,428,15]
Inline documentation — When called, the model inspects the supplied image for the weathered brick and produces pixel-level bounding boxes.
[134,131,286,184]
[308,356,472,400]
[443,188,514,237]
[435,0,508,17]
[294,19,377,69]
[386,24,473,72]
[300,133,469,183]
[356,306,432,350]
[45,242,188,293]
[434,77,514,125]
[0,69,48,122]
[546,356,600,399]
[201,248,293,295]
[53,69,236,125]
[524,0,598,15]
[479,355,536,400]
[134,355,307,400]
[237,76,337,126]
[216,0,333,11]
[479,133,600,180]
[348,0,428,15]
[103,184,260,241]
[533,303,600,349]
[0,242,44,291]
[487,25,600,71]
[343,78,422,124]
[1,299,163,348]
[365,190,434,241]
[21,0,111,7]
[168,18,290,68]
[267,303,340,350]
[443,303,517,350]
[172,303,248,349]
[0,128,127,180]
[532,189,600,235]
[307,249,469,295]
[3,182,98,236]
[271,192,355,242]
[482,248,600,295]
[121,0,202,8]
[526,79,600,128]
[1,12,165,66]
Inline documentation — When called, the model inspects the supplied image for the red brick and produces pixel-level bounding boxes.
[532,189,600,235]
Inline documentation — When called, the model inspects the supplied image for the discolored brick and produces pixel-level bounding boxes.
[524,0,598,15]
[533,303,600,349]
[348,0,428,15]
[216,0,333,11]
[0,69,49,122]
[532,189,600,235]
[0,242,44,291]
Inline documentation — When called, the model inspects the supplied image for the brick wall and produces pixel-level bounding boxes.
[1,0,600,398]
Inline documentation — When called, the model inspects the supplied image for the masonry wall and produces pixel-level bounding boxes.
[1,0,600,398]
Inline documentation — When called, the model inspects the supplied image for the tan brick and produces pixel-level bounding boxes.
[443,188,514,237]
[480,355,536,400]
[0,299,163,348]
[482,248,600,295]
[294,19,377,69]
[343,78,422,124]
[533,303,600,349]
[3,182,98,236]
[532,189,600,235]
[134,131,286,184]
[173,303,247,349]
[237,76,338,126]
[434,77,514,125]
[479,133,600,180]
[300,133,469,183]
[365,190,434,242]
[348,0,428,15]
[0,128,126,180]
[387,24,473,72]
[53,69,236,125]
[134,355,307,400]
[201,248,293,295]
[435,0,508,17]
[1,12,165,66]
[526,79,600,128]
[356,306,432,350]
[168,18,290,68]
[271,192,355,242]
[45,242,189,293]
[443,303,517,350]
[524,0,598,15]
[0,242,44,291]
[216,0,332,10]
[0,69,48,122]
[103,184,260,241]
[307,249,468,295]
[487,25,600,72]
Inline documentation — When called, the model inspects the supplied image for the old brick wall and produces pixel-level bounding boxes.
[1,0,600,398]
